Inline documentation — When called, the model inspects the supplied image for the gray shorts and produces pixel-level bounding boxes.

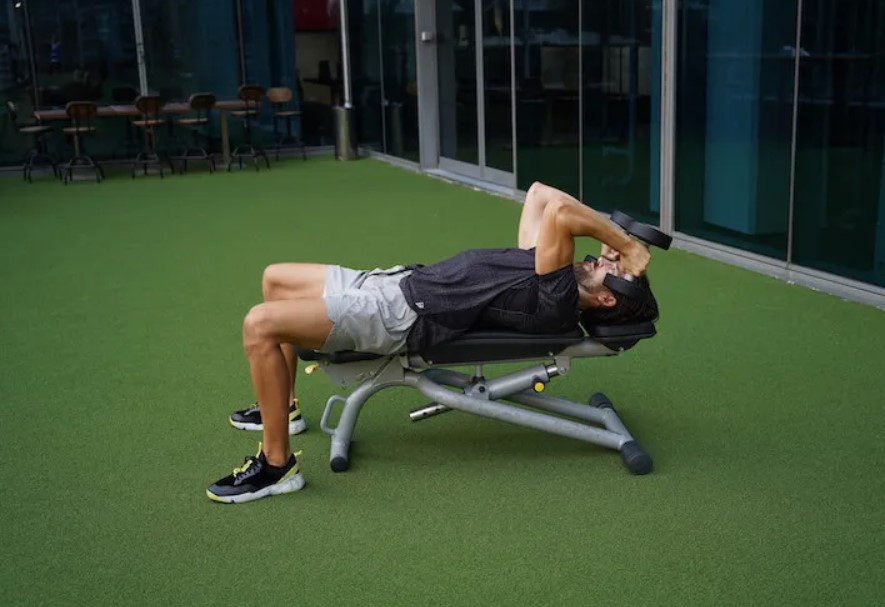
[321,265,418,355]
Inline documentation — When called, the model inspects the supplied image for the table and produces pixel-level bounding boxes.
[33,100,247,165]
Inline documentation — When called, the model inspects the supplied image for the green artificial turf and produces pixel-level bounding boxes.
[1,157,883,606]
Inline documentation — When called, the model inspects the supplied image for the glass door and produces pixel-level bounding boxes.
[435,0,513,187]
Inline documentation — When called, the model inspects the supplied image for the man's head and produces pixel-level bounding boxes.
[573,258,659,326]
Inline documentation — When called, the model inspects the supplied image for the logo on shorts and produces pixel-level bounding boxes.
[416,301,425,309]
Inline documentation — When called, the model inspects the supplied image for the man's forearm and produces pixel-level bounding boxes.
[535,186,634,254]
[561,203,633,252]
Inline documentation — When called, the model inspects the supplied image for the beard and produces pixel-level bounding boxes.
[573,264,594,291]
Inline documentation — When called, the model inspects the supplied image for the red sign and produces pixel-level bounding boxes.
[294,0,338,31]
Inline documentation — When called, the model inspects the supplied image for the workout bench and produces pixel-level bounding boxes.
[297,321,657,475]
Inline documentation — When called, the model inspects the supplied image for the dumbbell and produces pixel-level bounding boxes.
[602,211,672,300]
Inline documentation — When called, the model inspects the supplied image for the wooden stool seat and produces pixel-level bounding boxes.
[178,117,209,126]
[62,125,97,135]
[275,110,301,117]
[132,119,164,128]
[20,125,54,135]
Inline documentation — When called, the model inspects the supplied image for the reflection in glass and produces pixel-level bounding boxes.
[514,0,579,193]
[675,0,796,259]
[482,0,511,173]
[141,0,239,102]
[437,0,478,165]
[792,0,885,287]
[380,0,419,162]
[0,0,38,165]
[350,0,382,151]
[26,0,138,161]
[238,0,299,147]
[582,0,659,224]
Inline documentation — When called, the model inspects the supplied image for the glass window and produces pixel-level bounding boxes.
[26,0,139,161]
[350,0,383,151]
[482,0,512,173]
[514,0,579,194]
[0,0,38,166]
[583,0,660,224]
[239,0,299,148]
[437,0,478,165]
[792,0,885,287]
[141,0,239,101]
[380,0,418,162]
[675,0,797,259]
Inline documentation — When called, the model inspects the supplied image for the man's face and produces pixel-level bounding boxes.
[574,257,621,291]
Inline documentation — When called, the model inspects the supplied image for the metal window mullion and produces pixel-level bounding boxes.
[475,0,486,172]
[510,0,517,188]
[659,0,677,233]
[786,0,804,265]
[131,0,148,94]
[578,0,583,202]
[22,0,40,106]
[378,2,387,153]
[236,0,247,84]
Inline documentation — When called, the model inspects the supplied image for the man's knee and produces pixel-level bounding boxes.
[243,304,275,353]
[262,264,284,300]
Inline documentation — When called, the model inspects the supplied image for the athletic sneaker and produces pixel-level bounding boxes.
[206,444,305,504]
[229,398,306,434]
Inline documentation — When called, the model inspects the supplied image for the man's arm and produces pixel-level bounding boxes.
[529,183,650,276]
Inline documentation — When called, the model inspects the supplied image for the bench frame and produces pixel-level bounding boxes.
[303,325,655,475]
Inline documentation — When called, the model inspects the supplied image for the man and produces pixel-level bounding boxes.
[207,182,656,504]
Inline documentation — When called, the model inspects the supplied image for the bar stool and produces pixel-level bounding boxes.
[266,86,306,161]
[228,84,270,171]
[111,85,141,159]
[6,101,58,182]
[171,92,216,174]
[131,95,166,178]
[62,101,103,184]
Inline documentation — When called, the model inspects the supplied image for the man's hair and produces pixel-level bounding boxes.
[580,275,659,327]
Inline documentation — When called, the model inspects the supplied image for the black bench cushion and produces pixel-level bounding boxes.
[296,321,656,365]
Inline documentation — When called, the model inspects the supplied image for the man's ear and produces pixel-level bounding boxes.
[597,290,617,308]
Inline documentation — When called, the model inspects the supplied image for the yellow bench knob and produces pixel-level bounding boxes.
[533,382,545,393]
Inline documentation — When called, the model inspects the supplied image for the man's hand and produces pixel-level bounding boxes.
[618,239,651,276]
[600,243,620,262]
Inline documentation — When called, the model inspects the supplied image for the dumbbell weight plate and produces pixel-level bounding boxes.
[603,274,644,300]
[628,221,673,250]
[609,210,634,231]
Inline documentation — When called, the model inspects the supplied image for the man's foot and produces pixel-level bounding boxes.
[206,444,305,504]
[229,398,306,434]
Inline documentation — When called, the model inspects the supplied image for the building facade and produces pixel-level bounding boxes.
[350,0,885,305]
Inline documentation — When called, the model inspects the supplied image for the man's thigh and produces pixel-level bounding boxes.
[248,298,334,351]
[263,263,328,300]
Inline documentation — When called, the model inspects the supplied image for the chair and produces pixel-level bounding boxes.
[6,101,57,182]
[266,86,306,161]
[62,101,103,184]
[111,85,141,159]
[228,84,270,171]
[131,95,167,178]
[171,93,217,174]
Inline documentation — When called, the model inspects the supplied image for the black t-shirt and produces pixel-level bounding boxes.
[399,247,579,351]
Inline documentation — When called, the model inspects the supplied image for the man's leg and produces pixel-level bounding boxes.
[230,263,327,433]
[242,298,333,465]
[261,263,327,401]
[207,297,334,504]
